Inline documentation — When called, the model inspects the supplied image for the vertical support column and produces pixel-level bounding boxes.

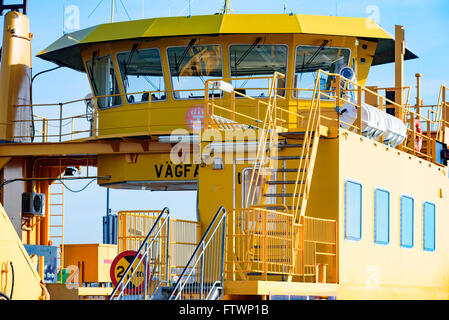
[415,73,422,113]
[395,25,405,120]
[357,86,362,135]
[0,11,32,142]
[442,88,447,143]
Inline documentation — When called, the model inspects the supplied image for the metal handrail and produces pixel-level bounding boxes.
[168,206,226,300]
[109,207,170,300]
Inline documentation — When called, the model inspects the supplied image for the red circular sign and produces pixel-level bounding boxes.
[110,250,147,295]
[186,105,204,130]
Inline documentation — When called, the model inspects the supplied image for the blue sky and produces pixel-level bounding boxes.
[1,0,448,244]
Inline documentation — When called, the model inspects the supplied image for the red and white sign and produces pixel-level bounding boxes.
[185,105,204,130]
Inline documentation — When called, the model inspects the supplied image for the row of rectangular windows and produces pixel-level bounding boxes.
[344,180,435,252]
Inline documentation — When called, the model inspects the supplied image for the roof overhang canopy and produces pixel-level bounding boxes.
[37,14,417,72]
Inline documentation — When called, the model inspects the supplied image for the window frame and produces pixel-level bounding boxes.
[84,54,123,110]
[374,188,390,245]
[344,179,362,241]
[228,43,290,98]
[116,46,167,104]
[400,195,414,249]
[166,44,224,101]
[423,201,436,252]
[292,44,352,100]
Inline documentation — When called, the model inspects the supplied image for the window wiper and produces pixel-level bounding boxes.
[305,40,329,67]
[175,38,197,75]
[123,43,139,83]
[235,37,262,66]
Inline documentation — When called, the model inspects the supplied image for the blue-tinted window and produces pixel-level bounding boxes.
[344,180,362,241]
[423,202,435,252]
[400,196,414,248]
[374,189,389,245]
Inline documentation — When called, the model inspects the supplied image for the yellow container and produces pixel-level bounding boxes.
[63,244,118,284]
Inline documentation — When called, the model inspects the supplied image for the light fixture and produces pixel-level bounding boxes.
[213,80,234,93]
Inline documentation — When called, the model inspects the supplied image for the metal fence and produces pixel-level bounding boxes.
[117,210,201,282]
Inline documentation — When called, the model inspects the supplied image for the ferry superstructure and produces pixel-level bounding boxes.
[0,0,448,300]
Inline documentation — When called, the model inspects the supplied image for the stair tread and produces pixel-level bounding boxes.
[264,193,303,197]
[271,156,309,160]
[270,168,304,173]
[276,143,307,148]
[267,180,304,184]
[264,205,300,210]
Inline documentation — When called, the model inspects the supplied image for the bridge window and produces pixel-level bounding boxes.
[117,47,166,104]
[229,43,288,98]
[423,201,435,252]
[294,45,350,99]
[167,44,223,99]
[400,195,414,248]
[374,188,389,245]
[85,55,122,109]
[344,180,362,241]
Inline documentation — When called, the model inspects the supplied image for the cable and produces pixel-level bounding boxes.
[57,178,96,193]
[119,0,132,20]
[0,291,10,300]
[9,262,13,300]
[88,0,105,19]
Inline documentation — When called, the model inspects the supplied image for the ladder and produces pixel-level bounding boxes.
[49,180,65,282]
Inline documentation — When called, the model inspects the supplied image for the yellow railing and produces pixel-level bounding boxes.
[291,72,323,224]
[313,70,447,163]
[225,208,294,280]
[33,115,48,142]
[294,216,337,282]
[117,210,201,280]
[225,208,337,282]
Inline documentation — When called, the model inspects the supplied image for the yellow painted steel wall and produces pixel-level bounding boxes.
[63,244,118,283]
[337,129,449,299]
[0,202,43,300]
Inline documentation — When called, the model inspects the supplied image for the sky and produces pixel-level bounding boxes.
[0,0,448,244]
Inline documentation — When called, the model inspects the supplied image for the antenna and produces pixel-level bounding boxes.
[283,3,286,14]
[221,0,233,14]
[0,0,28,15]
[111,0,114,23]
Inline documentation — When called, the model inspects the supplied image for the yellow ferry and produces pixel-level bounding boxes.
[0,0,448,300]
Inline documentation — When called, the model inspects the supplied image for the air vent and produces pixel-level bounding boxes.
[22,193,45,216]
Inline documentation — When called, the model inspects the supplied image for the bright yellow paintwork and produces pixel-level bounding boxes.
[63,243,118,284]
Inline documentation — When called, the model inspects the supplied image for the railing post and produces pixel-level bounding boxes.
[220,214,226,291]
[166,216,170,285]
[440,87,448,143]
[200,242,205,299]
[59,103,63,142]
[148,92,152,134]
[357,86,362,135]
[231,91,236,121]
[144,242,148,299]
[335,75,341,111]
[204,81,210,129]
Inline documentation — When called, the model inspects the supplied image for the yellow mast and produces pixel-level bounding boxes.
[0,10,32,143]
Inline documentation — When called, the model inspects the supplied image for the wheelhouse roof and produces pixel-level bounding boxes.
[37,14,418,72]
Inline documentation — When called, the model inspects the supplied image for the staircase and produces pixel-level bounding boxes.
[245,73,322,226]
[109,208,170,300]
[168,207,226,300]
